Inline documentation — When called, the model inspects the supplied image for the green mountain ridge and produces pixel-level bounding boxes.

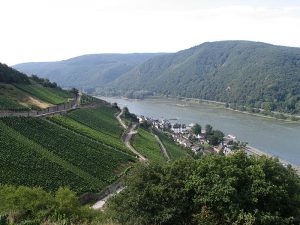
[14,41,300,113]
[111,41,300,113]
[14,53,164,89]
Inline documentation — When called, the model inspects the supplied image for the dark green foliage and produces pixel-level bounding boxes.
[111,41,300,114]
[0,186,104,225]
[122,107,138,124]
[0,121,98,193]
[30,75,58,88]
[0,63,29,84]
[207,130,224,145]
[80,93,97,105]
[108,152,300,225]
[191,123,202,135]
[1,117,133,191]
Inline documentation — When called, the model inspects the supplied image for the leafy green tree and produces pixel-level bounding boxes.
[55,187,79,216]
[108,152,300,225]
[192,123,202,135]
[205,124,213,135]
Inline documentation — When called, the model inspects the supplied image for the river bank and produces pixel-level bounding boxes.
[145,96,300,123]
[245,145,300,175]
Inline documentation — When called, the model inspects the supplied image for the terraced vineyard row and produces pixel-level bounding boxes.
[132,128,166,164]
[1,117,135,190]
[154,129,187,160]
[16,84,73,105]
[68,107,123,138]
[0,121,99,193]
[48,115,134,155]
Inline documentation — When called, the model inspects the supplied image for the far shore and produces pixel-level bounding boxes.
[98,95,300,123]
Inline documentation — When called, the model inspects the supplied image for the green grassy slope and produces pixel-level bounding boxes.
[132,128,166,164]
[0,121,100,193]
[1,117,134,193]
[48,114,133,155]
[155,129,187,160]
[68,107,123,138]
[16,84,73,105]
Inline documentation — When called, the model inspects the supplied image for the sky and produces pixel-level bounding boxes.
[1,0,300,65]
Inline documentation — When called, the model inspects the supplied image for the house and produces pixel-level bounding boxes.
[191,145,201,153]
[223,146,232,155]
[171,123,187,134]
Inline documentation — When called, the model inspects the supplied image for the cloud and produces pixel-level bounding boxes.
[1,0,300,65]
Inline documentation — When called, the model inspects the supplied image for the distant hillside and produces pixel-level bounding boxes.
[0,62,30,84]
[0,62,74,111]
[111,41,300,114]
[14,53,164,89]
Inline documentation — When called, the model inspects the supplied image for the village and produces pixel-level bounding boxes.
[137,115,242,156]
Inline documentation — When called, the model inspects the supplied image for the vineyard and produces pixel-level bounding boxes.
[68,107,123,138]
[0,121,100,193]
[1,117,135,193]
[15,84,73,105]
[154,129,187,160]
[48,115,133,155]
[132,128,166,164]
[80,93,98,105]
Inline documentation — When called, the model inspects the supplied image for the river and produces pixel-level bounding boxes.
[99,97,300,166]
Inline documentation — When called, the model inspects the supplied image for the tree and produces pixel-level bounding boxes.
[205,124,213,135]
[108,152,300,225]
[192,123,202,135]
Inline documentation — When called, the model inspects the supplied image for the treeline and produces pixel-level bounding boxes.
[0,186,105,225]
[110,41,300,114]
[0,63,29,84]
[30,74,58,88]
[107,152,300,225]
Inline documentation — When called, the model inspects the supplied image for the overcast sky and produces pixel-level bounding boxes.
[1,0,300,65]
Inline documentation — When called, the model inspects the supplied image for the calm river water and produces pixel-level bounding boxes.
[99,97,300,165]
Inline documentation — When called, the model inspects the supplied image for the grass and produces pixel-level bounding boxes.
[68,107,123,138]
[1,117,135,193]
[15,84,73,105]
[48,114,134,156]
[154,129,187,160]
[132,128,166,164]
[0,121,100,193]
[0,83,30,110]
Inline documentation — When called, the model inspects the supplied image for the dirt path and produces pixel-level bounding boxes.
[154,134,170,161]
[92,187,125,210]
[125,124,147,162]
[116,109,127,129]
[116,109,147,161]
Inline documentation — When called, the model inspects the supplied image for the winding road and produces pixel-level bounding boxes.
[154,133,170,161]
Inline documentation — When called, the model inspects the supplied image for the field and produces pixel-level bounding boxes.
[0,83,73,110]
[0,117,135,193]
[154,129,187,160]
[67,107,123,138]
[48,114,133,155]
[132,128,166,164]
[0,121,100,193]
[0,84,31,110]
[15,84,73,105]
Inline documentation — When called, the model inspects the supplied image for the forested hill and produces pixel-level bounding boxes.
[112,41,300,114]
[0,63,75,111]
[14,53,164,89]
[0,62,30,84]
